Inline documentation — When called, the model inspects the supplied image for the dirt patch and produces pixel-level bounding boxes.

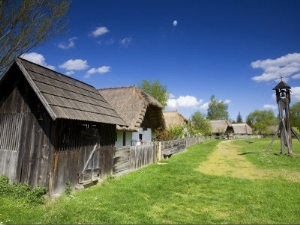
[197,140,300,182]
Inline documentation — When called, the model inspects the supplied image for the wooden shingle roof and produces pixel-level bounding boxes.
[10,57,126,125]
[98,86,166,131]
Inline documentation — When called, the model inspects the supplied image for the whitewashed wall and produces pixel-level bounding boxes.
[132,128,152,146]
[115,128,153,147]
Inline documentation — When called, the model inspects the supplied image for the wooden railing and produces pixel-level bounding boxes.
[112,136,209,177]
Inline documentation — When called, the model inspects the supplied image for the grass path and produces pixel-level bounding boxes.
[197,140,300,182]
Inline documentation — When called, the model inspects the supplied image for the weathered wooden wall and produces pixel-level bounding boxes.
[0,68,118,195]
[113,146,130,176]
[113,143,157,177]
[0,71,52,189]
[52,121,116,194]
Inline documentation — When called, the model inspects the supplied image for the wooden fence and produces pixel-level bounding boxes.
[74,134,263,192]
[113,142,158,177]
[112,136,210,177]
[77,134,262,190]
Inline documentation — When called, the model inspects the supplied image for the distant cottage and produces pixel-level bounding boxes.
[0,58,125,194]
[232,123,253,135]
[163,110,189,128]
[210,120,234,138]
[98,86,166,147]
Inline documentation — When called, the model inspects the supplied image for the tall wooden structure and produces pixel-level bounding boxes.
[266,79,293,155]
[0,57,126,194]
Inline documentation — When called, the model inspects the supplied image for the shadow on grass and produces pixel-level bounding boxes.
[237,151,255,155]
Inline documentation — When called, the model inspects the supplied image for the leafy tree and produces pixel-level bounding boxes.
[155,125,185,141]
[246,109,277,134]
[290,102,300,131]
[0,0,71,75]
[207,95,229,120]
[189,111,211,135]
[137,79,169,108]
[236,112,243,123]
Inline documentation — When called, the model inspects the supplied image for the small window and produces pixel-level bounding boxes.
[139,134,143,141]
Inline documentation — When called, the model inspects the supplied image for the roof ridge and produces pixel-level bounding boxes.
[97,85,135,90]
[17,57,95,89]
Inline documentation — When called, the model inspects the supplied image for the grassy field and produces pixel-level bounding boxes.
[1,138,300,224]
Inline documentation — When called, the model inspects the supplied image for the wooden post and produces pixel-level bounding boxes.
[157,142,162,162]
[285,96,293,155]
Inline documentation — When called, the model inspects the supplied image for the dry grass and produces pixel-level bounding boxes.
[197,140,300,182]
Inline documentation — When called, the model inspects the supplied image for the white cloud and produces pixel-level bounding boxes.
[251,53,300,82]
[292,73,300,79]
[58,37,78,49]
[167,95,202,109]
[65,71,74,76]
[291,86,300,102]
[263,104,277,110]
[173,20,178,27]
[21,52,55,70]
[59,59,89,71]
[200,102,209,110]
[91,27,109,37]
[223,99,231,104]
[120,37,132,47]
[84,66,110,78]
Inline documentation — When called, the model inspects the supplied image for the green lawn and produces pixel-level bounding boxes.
[1,138,300,224]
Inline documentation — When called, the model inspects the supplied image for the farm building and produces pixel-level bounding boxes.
[98,86,166,147]
[232,123,253,135]
[163,110,190,128]
[0,57,126,194]
[210,120,234,138]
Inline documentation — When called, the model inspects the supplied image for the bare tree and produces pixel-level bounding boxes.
[0,0,71,75]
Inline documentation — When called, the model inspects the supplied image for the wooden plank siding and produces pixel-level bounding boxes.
[130,143,157,170]
[0,63,120,195]
[0,71,52,188]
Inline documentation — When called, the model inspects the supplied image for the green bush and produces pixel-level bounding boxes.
[65,180,72,195]
[0,175,46,205]
[0,175,11,195]
[26,185,47,205]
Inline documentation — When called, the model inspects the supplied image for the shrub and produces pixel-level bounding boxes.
[0,175,46,205]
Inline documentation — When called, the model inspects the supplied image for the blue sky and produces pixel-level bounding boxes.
[22,0,300,121]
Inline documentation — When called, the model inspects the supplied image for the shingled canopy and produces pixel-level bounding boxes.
[12,57,125,125]
[98,86,165,131]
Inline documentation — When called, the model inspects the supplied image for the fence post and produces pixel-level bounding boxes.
[157,141,162,162]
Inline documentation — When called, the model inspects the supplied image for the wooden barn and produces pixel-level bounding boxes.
[98,86,166,147]
[163,110,190,128]
[0,57,125,194]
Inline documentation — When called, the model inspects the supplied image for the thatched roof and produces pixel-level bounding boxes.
[210,120,233,134]
[163,110,189,128]
[2,57,126,125]
[232,123,253,134]
[98,86,166,131]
